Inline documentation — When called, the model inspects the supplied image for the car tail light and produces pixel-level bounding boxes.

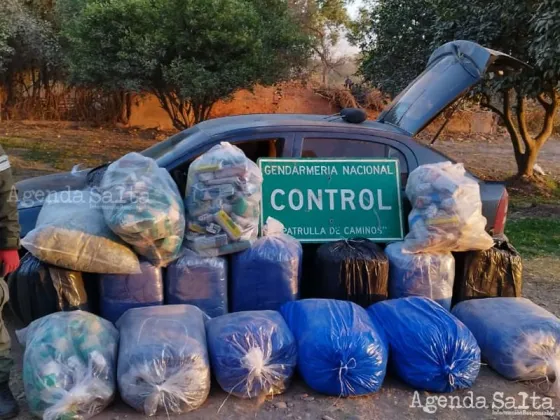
[493,190,509,235]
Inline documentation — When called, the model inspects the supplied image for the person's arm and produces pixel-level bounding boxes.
[0,146,20,275]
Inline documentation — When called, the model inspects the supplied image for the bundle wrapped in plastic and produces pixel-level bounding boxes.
[22,190,140,274]
[453,297,560,395]
[18,311,118,420]
[206,311,297,398]
[165,249,228,318]
[99,260,164,324]
[185,142,262,257]
[116,305,211,416]
[403,162,494,253]
[369,297,480,392]
[385,242,455,310]
[313,239,388,307]
[8,253,89,326]
[231,218,301,312]
[100,153,185,266]
[454,236,522,304]
[280,299,388,396]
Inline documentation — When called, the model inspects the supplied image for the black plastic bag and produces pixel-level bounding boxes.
[453,237,522,305]
[8,253,89,326]
[313,239,389,306]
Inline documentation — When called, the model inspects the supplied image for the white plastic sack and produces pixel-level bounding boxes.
[185,142,262,257]
[116,305,211,416]
[403,162,493,253]
[18,311,118,420]
[22,190,140,273]
[100,152,185,266]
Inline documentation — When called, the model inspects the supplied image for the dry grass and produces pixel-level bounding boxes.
[314,86,358,109]
[362,89,386,111]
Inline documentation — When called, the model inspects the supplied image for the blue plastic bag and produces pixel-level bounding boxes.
[165,249,227,318]
[385,242,455,310]
[453,297,560,393]
[116,305,211,416]
[231,219,301,311]
[369,297,480,392]
[206,311,297,398]
[100,260,164,324]
[280,299,388,396]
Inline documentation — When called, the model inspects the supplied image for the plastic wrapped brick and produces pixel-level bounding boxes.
[369,297,480,392]
[313,239,388,307]
[165,249,227,318]
[8,253,89,326]
[453,297,560,395]
[454,236,522,304]
[280,299,388,396]
[22,190,140,274]
[116,305,211,416]
[385,242,455,310]
[100,153,185,266]
[17,311,118,420]
[403,162,494,253]
[185,142,262,257]
[206,311,297,398]
[231,218,301,312]
[100,260,164,324]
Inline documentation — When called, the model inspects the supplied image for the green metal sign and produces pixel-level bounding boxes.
[258,158,404,243]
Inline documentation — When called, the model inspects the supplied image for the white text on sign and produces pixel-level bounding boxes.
[270,189,392,211]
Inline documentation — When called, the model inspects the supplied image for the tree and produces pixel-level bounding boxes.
[60,0,310,130]
[290,0,353,86]
[351,0,437,96]
[354,0,560,178]
[430,0,559,178]
[0,0,64,118]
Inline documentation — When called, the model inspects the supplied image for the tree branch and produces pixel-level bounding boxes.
[501,90,525,161]
[536,87,558,145]
[536,92,552,111]
[480,93,505,119]
[515,93,533,151]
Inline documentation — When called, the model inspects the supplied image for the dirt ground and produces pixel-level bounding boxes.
[2,122,560,419]
[421,130,560,182]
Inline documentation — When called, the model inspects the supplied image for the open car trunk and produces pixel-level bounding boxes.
[377,40,529,136]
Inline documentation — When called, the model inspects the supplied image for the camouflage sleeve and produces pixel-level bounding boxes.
[0,145,20,249]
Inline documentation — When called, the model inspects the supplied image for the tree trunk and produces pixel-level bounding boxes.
[516,148,538,178]
[483,88,558,180]
[322,61,328,86]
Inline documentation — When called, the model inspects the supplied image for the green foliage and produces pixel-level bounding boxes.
[429,0,557,97]
[530,0,560,81]
[354,0,560,178]
[351,0,437,96]
[61,0,310,129]
[0,0,64,93]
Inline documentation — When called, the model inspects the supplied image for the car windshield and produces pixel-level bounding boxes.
[140,126,199,160]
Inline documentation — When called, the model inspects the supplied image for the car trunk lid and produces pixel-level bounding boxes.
[377,40,529,136]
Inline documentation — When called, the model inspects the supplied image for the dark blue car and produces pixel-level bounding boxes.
[16,41,522,239]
